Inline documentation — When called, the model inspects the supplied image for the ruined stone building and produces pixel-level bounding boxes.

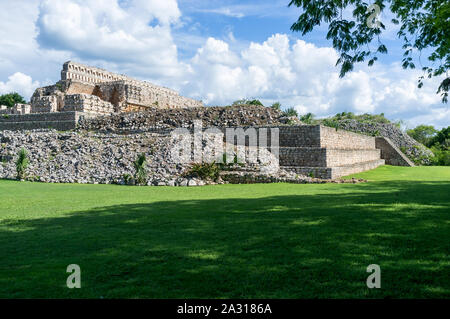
[0,61,203,116]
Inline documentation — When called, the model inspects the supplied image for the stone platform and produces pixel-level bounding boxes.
[277,126,386,178]
[0,111,95,131]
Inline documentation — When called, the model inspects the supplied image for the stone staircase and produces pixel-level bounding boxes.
[278,125,385,179]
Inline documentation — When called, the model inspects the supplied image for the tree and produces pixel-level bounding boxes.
[289,0,450,102]
[0,92,26,107]
[428,126,449,148]
[406,125,438,145]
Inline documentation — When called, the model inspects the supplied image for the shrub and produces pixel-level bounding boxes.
[430,145,450,166]
[122,173,132,185]
[270,102,281,111]
[133,153,147,185]
[321,119,340,131]
[300,112,315,124]
[283,107,298,117]
[16,148,29,180]
[186,162,221,181]
[231,99,264,106]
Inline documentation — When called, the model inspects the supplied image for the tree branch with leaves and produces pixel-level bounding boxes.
[289,0,449,102]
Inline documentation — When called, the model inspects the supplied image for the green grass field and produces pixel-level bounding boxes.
[0,166,449,298]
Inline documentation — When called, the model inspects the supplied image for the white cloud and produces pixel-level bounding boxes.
[196,7,245,18]
[0,73,40,100]
[36,0,182,79]
[180,34,448,128]
[0,0,447,128]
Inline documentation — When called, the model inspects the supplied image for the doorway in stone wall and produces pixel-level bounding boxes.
[110,87,121,112]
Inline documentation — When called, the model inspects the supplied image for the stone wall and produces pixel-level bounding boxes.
[375,137,415,166]
[0,111,95,131]
[60,61,203,109]
[320,126,375,149]
[65,81,96,95]
[63,94,115,115]
[0,104,31,115]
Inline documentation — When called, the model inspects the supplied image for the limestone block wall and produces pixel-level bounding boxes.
[320,126,376,149]
[63,94,115,115]
[279,126,322,147]
[0,111,91,131]
[61,61,203,109]
[0,104,31,115]
[375,137,415,166]
[65,80,96,95]
[31,96,59,113]
[325,149,381,166]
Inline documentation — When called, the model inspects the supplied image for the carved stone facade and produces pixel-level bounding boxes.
[60,61,203,110]
[23,61,203,116]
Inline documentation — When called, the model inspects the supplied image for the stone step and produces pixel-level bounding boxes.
[279,147,381,167]
[281,159,385,179]
[278,125,376,149]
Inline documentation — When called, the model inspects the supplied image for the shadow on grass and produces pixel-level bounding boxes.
[0,180,449,298]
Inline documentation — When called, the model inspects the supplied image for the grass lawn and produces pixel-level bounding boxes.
[0,165,449,298]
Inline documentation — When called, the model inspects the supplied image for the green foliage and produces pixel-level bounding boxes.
[133,153,147,185]
[425,126,449,166]
[329,112,391,124]
[0,92,26,107]
[300,112,315,124]
[186,162,221,181]
[270,102,281,111]
[15,148,29,180]
[55,82,64,91]
[231,99,264,106]
[427,126,449,148]
[283,107,298,117]
[429,145,450,166]
[321,118,340,131]
[289,0,450,103]
[122,173,132,185]
[406,125,438,145]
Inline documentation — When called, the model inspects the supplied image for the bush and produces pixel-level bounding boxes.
[133,153,147,185]
[299,113,315,124]
[186,162,221,181]
[16,148,29,180]
[283,107,298,117]
[270,102,281,111]
[231,99,264,106]
[430,146,450,166]
[321,118,340,131]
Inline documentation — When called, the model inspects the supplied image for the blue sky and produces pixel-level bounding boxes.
[0,0,448,128]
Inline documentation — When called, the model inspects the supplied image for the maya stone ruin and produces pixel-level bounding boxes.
[0,61,203,117]
[0,61,414,186]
